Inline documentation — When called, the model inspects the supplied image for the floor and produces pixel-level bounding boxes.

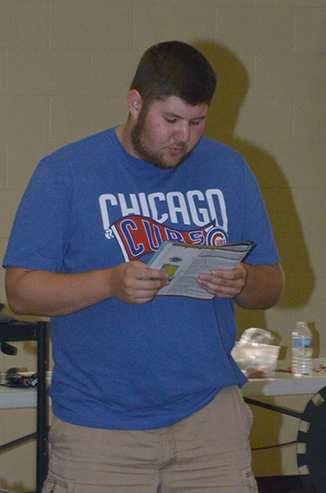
[257,476,308,492]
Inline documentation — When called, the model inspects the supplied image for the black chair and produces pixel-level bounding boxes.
[0,315,49,493]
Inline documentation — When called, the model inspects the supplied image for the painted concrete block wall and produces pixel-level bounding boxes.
[0,0,325,490]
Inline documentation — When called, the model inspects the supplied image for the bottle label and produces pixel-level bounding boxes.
[293,337,312,349]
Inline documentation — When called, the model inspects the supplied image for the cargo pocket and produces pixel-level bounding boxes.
[47,415,64,447]
[233,385,254,433]
[240,466,258,492]
[42,475,75,493]
[242,397,254,432]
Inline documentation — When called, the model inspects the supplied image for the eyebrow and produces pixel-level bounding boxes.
[163,111,207,121]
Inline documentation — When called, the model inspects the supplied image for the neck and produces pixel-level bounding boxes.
[116,120,139,158]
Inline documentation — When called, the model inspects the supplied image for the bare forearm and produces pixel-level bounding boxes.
[234,263,285,310]
[5,263,170,317]
[5,267,112,317]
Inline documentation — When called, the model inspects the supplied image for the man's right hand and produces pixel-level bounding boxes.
[5,262,170,318]
[108,261,170,304]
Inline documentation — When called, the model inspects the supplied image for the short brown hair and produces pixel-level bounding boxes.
[130,41,217,106]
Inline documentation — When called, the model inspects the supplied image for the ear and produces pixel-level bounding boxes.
[127,90,143,120]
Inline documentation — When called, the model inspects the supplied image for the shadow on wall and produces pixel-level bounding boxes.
[193,40,315,338]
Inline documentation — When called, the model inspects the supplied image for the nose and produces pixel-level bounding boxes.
[177,122,191,143]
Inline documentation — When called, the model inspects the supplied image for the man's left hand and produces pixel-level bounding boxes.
[197,264,248,299]
[197,262,284,310]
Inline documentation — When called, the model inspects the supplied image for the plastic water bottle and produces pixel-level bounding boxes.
[292,321,313,376]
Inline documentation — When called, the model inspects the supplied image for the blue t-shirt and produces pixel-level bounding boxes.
[3,128,279,430]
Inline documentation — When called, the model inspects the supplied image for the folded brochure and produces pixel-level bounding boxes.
[146,241,255,299]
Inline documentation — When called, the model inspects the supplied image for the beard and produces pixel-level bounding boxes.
[130,107,194,169]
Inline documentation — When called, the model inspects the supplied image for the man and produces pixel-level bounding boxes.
[3,41,284,492]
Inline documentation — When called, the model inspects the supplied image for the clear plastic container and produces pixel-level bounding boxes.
[231,342,280,378]
[292,321,313,377]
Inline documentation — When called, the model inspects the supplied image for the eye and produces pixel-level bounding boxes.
[165,117,178,124]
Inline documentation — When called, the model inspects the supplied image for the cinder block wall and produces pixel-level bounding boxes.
[0,0,325,489]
